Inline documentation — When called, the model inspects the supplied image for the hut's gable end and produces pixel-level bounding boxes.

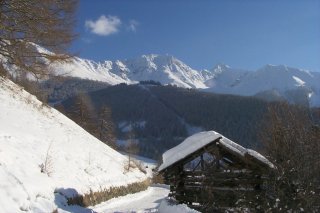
[158,131,222,172]
[158,131,275,211]
[159,131,274,173]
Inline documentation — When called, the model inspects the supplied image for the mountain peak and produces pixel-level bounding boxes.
[139,54,178,64]
[213,63,230,70]
[263,64,288,70]
[141,54,158,60]
[211,63,230,75]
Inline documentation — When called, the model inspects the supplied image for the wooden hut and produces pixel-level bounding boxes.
[158,131,275,212]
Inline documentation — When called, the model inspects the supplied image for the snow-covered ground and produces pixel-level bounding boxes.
[0,77,148,212]
[93,185,169,213]
[93,185,200,213]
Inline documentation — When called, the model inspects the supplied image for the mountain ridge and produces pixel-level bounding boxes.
[6,46,320,106]
[51,53,320,106]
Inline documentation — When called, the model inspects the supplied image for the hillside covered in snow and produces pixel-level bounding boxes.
[0,77,148,212]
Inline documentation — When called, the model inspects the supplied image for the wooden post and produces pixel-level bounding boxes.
[200,154,204,171]
[216,148,221,170]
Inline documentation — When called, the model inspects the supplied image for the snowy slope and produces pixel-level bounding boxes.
[0,77,147,213]
[205,64,320,107]
[51,57,126,85]
[204,64,250,90]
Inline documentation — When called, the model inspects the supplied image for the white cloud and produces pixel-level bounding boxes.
[128,20,139,32]
[85,15,121,36]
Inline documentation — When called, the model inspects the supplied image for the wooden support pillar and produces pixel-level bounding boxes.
[216,148,221,170]
[200,154,204,171]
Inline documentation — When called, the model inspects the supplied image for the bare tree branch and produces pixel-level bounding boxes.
[0,0,78,78]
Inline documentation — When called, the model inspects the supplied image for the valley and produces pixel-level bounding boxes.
[1,0,319,211]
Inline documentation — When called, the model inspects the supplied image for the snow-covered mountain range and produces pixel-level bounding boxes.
[51,54,207,88]
[4,45,319,107]
[50,54,320,107]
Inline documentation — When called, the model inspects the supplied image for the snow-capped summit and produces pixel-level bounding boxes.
[213,63,230,72]
[50,54,207,88]
[238,64,318,95]
[205,64,320,106]
[204,64,249,89]
[199,64,230,82]
[118,54,207,88]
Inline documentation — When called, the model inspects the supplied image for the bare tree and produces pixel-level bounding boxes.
[72,93,95,129]
[260,102,320,211]
[98,106,117,149]
[125,127,139,171]
[0,0,77,79]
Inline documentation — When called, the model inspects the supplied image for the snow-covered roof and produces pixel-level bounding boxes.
[158,131,221,171]
[158,131,275,172]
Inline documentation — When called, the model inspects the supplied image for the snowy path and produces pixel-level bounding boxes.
[92,185,170,213]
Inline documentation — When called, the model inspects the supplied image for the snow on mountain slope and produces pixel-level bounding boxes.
[6,44,320,106]
[0,77,147,212]
[50,54,207,89]
[51,55,320,106]
[235,65,318,95]
[205,64,320,107]
[204,64,250,89]
[121,54,207,88]
[50,57,127,85]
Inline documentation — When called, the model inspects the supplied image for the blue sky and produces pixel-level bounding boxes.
[73,0,320,71]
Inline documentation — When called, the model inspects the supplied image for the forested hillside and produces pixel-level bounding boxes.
[150,85,270,148]
[57,83,273,159]
[42,77,111,103]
